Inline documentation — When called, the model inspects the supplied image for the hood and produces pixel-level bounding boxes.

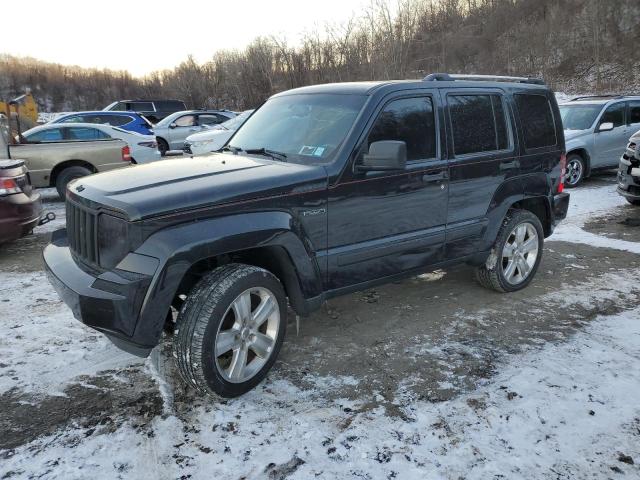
[68,153,327,220]
[186,128,229,142]
[563,129,591,141]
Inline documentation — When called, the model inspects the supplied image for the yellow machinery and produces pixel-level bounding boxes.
[1,91,38,140]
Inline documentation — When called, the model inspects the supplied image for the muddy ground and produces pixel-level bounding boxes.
[1,171,640,478]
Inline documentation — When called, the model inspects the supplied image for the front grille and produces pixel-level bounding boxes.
[66,200,98,264]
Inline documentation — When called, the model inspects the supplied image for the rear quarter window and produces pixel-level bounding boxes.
[515,93,557,149]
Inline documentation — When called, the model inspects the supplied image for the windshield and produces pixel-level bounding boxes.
[217,110,254,131]
[230,94,366,163]
[559,104,603,130]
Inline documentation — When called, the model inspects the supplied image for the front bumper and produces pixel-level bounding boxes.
[43,228,158,357]
[617,156,640,200]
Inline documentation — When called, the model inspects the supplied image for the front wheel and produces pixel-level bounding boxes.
[55,166,92,199]
[157,138,169,157]
[476,210,544,293]
[564,154,585,188]
[173,264,287,397]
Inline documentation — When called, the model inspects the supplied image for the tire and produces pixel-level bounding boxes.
[55,166,92,199]
[626,198,640,206]
[476,209,544,293]
[173,263,287,398]
[564,153,585,188]
[157,138,169,157]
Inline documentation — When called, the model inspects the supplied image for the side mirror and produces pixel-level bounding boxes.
[598,122,614,132]
[169,122,177,129]
[357,141,407,172]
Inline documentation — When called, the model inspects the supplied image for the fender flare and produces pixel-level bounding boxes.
[128,211,323,347]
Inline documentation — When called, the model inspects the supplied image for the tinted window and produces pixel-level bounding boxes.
[60,115,82,123]
[107,115,133,127]
[129,102,154,112]
[66,127,110,141]
[156,100,185,111]
[449,94,509,155]
[600,102,625,127]
[110,102,126,111]
[515,94,557,149]
[25,128,64,142]
[629,101,640,125]
[198,114,225,126]
[368,97,437,161]
[175,115,197,127]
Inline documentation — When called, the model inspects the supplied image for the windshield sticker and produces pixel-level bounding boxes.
[299,145,317,156]
[313,147,325,157]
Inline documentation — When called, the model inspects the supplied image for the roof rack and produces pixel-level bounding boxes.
[422,73,545,85]
[569,94,628,101]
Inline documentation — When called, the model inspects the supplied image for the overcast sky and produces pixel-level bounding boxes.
[5,0,373,76]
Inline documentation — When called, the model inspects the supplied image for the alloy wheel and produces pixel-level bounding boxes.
[565,158,583,186]
[501,222,539,285]
[214,287,280,383]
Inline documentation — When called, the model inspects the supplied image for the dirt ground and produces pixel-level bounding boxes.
[1,172,640,479]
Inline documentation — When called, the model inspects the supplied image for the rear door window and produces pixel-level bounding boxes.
[65,127,110,141]
[129,102,154,112]
[514,94,557,149]
[107,115,133,127]
[25,128,64,142]
[448,94,510,155]
[628,101,640,126]
[367,96,437,161]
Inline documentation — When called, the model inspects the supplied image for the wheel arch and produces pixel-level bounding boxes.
[566,148,591,177]
[49,159,97,187]
[130,211,324,348]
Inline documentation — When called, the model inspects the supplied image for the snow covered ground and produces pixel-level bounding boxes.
[1,174,640,479]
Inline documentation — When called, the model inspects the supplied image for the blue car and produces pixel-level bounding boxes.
[50,111,154,135]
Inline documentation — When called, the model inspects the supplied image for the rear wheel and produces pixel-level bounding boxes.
[55,166,92,199]
[564,154,585,188]
[157,138,169,157]
[173,264,287,397]
[476,210,544,293]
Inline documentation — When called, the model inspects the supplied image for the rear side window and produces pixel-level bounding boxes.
[66,127,110,141]
[60,115,82,123]
[25,128,64,142]
[449,94,509,155]
[368,97,437,161]
[129,102,154,112]
[515,94,557,149]
[107,115,133,127]
[156,100,185,111]
[629,101,640,125]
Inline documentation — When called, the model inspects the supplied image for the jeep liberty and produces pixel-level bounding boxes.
[44,74,570,397]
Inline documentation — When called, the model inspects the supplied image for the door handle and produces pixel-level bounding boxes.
[500,160,520,171]
[422,171,447,182]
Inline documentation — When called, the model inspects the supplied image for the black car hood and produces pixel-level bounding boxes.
[70,153,328,220]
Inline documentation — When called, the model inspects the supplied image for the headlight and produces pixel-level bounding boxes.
[98,213,130,269]
[192,140,213,148]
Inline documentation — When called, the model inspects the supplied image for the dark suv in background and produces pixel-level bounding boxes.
[103,99,187,123]
[45,73,569,398]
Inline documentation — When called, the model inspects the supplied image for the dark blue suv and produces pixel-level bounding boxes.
[51,111,154,135]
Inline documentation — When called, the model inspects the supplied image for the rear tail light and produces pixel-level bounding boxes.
[0,178,22,196]
[137,141,157,149]
[121,145,132,162]
[558,152,566,193]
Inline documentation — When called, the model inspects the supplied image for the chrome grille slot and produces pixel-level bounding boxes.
[66,200,98,264]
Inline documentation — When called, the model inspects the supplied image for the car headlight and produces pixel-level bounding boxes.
[98,213,130,269]
[192,140,213,148]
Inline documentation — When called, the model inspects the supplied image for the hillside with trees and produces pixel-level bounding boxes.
[1,0,638,112]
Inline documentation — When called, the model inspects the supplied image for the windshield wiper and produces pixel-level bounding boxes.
[222,145,242,154]
[244,147,288,162]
